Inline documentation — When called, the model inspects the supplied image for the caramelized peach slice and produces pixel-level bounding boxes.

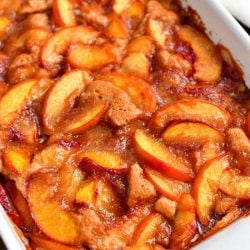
[106,14,129,39]
[30,235,85,250]
[101,72,156,112]
[79,150,127,174]
[127,36,154,57]
[156,50,192,75]
[121,53,150,79]
[151,99,231,130]
[40,26,99,75]
[170,194,197,249]
[57,102,107,134]
[145,167,191,201]
[134,130,194,182]
[75,179,96,205]
[204,207,243,238]
[0,16,11,36]
[0,182,23,226]
[43,70,91,133]
[132,213,164,245]
[14,28,50,52]
[18,0,51,14]
[219,169,250,199]
[162,122,224,146]
[123,1,145,28]
[3,147,31,174]
[193,155,230,225]
[76,178,122,220]
[0,79,38,127]
[195,142,222,172]
[178,25,222,82]
[67,44,117,71]
[57,163,84,205]
[146,18,166,48]
[5,181,35,230]
[28,172,79,244]
[53,0,76,27]
[113,0,134,14]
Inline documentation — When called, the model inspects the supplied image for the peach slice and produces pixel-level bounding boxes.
[150,98,231,130]
[40,26,99,75]
[100,72,156,112]
[13,28,50,53]
[75,179,96,205]
[28,172,79,244]
[0,16,11,36]
[132,213,164,245]
[170,194,197,250]
[204,207,243,238]
[121,53,150,79]
[144,167,191,201]
[195,142,222,172]
[57,164,84,205]
[43,70,91,133]
[76,178,122,220]
[134,130,194,182]
[79,150,127,174]
[162,122,224,146]
[0,182,23,226]
[30,235,85,250]
[5,181,35,230]
[146,18,166,48]
[67,44,117,71]
[106,14,129,39]
[53,0,76,27]
[113,0,134,14]
[18,0,51,14]
[0,79,38,127]
[122,1,145,29]
[178,25,222,82]
[192,155,230,226]
[56,102,107,134]
[127,36,154,57]
[3,147,32,174]
[156,50,192,75]
[219,169,250,199]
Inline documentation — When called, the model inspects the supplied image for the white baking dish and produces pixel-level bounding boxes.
[0,0,250,249]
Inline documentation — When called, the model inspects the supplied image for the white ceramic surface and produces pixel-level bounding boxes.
[0,0,250,250]
[219,0,250,27]
[0,206,26,250]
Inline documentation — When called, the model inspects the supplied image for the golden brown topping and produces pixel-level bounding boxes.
[0,1,248,249]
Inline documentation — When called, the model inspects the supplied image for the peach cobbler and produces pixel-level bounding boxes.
[0,0,250,249]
